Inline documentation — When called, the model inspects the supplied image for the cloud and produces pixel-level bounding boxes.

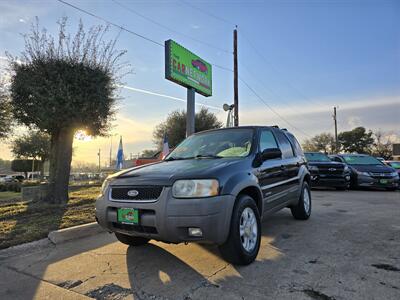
[239,94,400,142]
[18,18,26,23]
[190,24,200,30]
[347,116,362,128]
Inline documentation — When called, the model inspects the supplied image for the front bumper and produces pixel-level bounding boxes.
[310,173,350,188]
[357,176,399,189]
[95,186,236,245]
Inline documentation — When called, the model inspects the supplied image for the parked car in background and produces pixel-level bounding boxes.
[304,152,350,190]
[0,175,19,183]
[11,175,25,182]
[96,126,311,265]
[384,161,400,177]
[330,154,399,190]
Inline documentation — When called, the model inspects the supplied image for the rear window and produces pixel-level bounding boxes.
[274,130,295,159]
[286,132,304,156]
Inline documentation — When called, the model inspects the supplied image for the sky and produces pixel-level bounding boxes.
[0,0,399,165]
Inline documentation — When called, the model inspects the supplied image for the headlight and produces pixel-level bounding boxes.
[344,165,349,172]
[172,179,219,198]
[308,165,318,171]
[101,177,113,195]
[391,172,399,178]
[356,171,370,176]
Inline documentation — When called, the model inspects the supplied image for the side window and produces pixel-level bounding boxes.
[286,133,304,156]
[332,156,342,163]
[259,130,278,151]
[274,130,295,159]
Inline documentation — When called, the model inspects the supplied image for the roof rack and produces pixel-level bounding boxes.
[272,125,279,128]
[281,128,288,131]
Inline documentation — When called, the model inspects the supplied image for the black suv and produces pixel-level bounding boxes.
[330,154,399,190]
[305,152,351,189]
[96,126,311,265]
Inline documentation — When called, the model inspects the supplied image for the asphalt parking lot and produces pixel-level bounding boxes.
[0,190,399,300]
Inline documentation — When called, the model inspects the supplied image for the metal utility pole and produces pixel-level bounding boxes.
[186,88,195,137]
[233,27,239,127]
[333,107,338,153]
[97,149,101,171]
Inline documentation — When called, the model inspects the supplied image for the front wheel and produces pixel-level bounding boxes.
[115,232,150,246]
[291,182,312,220]
[219,194,261,265]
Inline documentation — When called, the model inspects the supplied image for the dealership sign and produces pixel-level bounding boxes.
[165,40,212,97]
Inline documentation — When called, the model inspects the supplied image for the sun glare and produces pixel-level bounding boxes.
[74,130,92,141]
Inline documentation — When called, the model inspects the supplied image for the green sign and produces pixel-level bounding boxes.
[165,40,212,97]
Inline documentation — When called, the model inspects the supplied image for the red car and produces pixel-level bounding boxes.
[192,59,208,73]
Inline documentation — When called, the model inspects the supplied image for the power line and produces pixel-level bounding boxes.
[239,31,328,109]
[112,0,231,54]
[57,0,164,47]
[239,77,312,138]
[57,0,233,73]
[180,0,323,109]
[239,62,326,125]
[119,85,223,110]
[180,0,236,27]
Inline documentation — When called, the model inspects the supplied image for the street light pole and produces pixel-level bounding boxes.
[186,88,195,137]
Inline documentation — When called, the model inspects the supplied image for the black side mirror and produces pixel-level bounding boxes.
[261,148,282,161]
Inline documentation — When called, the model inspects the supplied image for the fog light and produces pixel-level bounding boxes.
[188,227,203,237]
[345,176,350,180]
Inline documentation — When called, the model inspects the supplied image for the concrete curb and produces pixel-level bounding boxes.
[48,222,105,244]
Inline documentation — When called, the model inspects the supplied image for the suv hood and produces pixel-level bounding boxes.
[112,158,243,186]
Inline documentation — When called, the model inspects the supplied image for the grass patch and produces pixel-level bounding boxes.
[0,191,21,202]
[0,187,100,249]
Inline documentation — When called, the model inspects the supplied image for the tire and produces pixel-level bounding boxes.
[291,182,312,220]
[218,194,261,265]
[336,186,347,191]
[115,232,150,246]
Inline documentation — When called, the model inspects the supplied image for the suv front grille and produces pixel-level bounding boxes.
[110,186,163,201]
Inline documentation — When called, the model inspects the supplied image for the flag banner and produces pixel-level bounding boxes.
[162,133,170,159]
[116,136,124,170]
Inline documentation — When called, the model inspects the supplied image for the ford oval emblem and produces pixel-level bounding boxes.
[127,190,139,197]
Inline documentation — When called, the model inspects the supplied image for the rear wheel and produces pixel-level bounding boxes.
[115,232,150,246]
[219,194,261,265]
[291,182,312,220]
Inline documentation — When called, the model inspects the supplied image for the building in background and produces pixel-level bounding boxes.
[393,144,400,161]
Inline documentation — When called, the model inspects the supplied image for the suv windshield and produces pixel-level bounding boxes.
[305,152,331,162]
[166,129,254,160]
[342,155,382,165]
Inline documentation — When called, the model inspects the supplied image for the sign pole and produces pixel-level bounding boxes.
[186,88,195,137]
[233,27,239,127]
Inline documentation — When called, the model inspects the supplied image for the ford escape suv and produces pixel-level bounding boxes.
[96,126,311,265]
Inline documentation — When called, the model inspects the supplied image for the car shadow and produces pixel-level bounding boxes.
[124,209,298,299]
